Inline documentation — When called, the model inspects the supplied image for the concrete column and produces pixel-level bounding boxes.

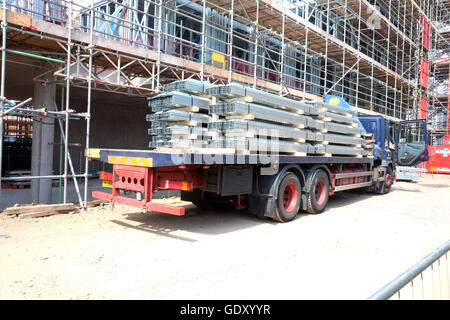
[31,77,56,203]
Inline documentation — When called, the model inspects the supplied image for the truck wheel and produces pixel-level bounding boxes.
[273,172,301,223]
[382,166,393,194]
[374,166,393,194]
[306,170,330,214]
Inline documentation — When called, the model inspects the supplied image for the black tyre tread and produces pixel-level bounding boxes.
[306,192,316,214]
[272,209,284,223]
[383,166,393,194]
[305,169,329,214]
[373,166,393,195]
[273,172,301,223]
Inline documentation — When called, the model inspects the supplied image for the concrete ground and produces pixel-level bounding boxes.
[0,174,449,299]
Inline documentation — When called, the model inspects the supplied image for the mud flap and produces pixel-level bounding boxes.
[248,195,276,218]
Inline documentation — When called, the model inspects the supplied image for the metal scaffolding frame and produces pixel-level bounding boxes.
[0,0,446,207]
[428,0,450,146]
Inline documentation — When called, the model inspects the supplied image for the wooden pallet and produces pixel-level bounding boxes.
[168,120,198,126]
[314,153,332,157]
[314,153,363,158]
[315,106,353,117]
[176,106,200,112]
[280,152,307,156]
[234,150,307,156]
[224,96,254,103]
[5,170,31,176]
[289,138,306,143]
[1,200,106,219]
[314,115,332,121]
[224,131,255,138]
[3,180,59,189]
[225,114,255,120]
[168,134,198,139]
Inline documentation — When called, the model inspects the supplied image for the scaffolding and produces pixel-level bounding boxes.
[0,0,446,207]
[428,0,450,146]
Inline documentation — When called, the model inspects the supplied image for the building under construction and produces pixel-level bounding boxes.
[0,0,449,207]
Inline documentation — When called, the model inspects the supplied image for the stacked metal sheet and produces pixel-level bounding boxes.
[206,83,316,115]
[162,79,216,95]
[209,101,308,127]
[148,92,211,111]
[206,83,366,156]
[147,109,211,123]
[147,80,367,156]
[223,137,313,154]
[147,79,217,149]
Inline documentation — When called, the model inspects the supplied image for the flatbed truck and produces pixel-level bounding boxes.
[89,108,429,222]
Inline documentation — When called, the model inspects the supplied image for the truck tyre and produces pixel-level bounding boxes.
[273,172,301,222]
[381,166,393,194]
[374,166,393,195]
[306,169,330,214]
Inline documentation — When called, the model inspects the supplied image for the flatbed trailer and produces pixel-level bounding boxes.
[88,147,390,222]
[87,86,431,222]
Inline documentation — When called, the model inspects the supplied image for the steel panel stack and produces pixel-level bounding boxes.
[147,81,367,157]
[205,83,365,156]
[162,79,216,95]
[147,80,216,149]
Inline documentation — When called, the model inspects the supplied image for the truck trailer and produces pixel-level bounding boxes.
[89,92,429,223]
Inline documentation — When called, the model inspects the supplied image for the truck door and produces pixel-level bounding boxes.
[397,120,429,166]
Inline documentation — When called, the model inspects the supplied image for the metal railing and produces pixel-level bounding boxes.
[369,240,450,300]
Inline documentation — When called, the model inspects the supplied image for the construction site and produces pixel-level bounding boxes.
[0,0,449,301]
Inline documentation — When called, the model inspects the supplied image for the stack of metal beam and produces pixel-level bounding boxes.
[147,80,216,149]
[206,83,365,156]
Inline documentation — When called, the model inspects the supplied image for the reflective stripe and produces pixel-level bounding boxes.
[102,180,113,188]
[87,149,100,158]
[108,156,153,167]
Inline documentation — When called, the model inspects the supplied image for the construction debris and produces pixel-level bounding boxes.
[1,200,107,219]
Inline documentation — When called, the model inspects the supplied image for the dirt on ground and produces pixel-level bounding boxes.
[0,174,449,299]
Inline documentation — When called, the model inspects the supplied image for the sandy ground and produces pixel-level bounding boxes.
[0,174,449,300]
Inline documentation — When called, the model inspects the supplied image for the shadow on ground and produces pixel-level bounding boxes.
[109,203,277,240]
[108,188,394,239]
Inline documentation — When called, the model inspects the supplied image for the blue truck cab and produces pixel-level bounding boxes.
[358,116,429,168]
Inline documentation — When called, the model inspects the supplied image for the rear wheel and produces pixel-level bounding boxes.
[306,170,330,214]
[273,172,301,222]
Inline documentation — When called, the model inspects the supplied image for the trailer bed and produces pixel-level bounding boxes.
[87,148,374,167]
